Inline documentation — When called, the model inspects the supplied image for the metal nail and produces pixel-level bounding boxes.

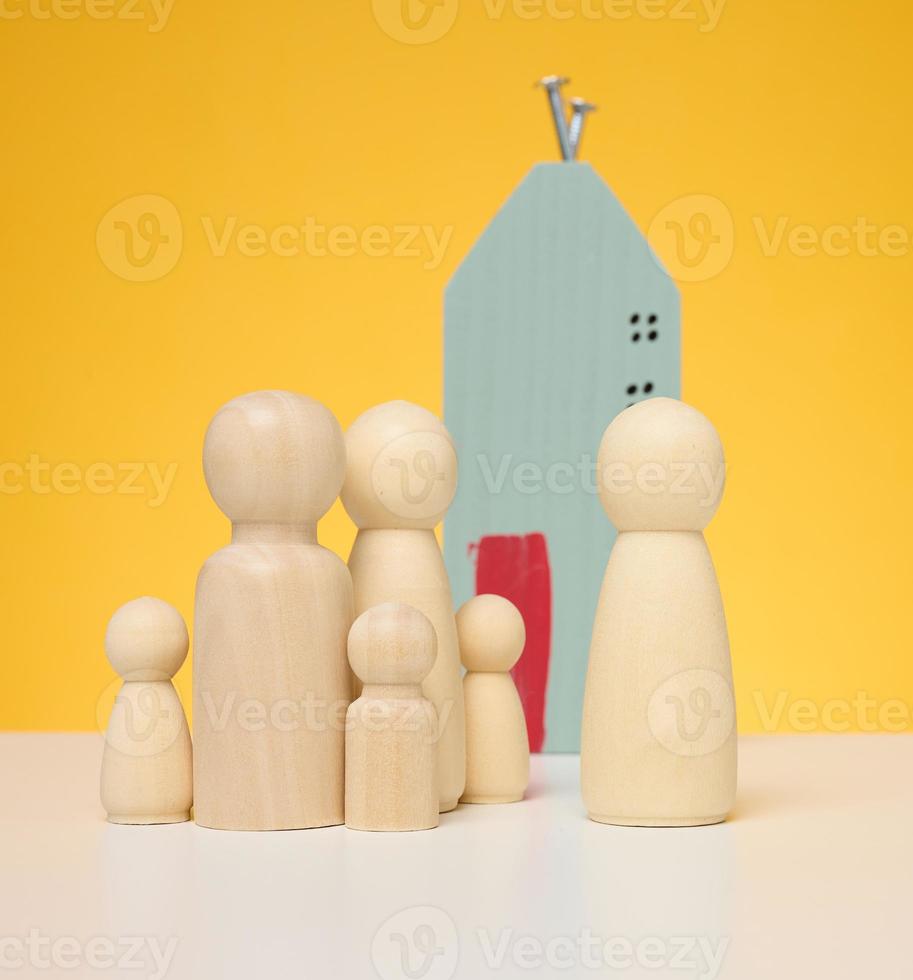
[568,98,598,160]
[536,75,572,162]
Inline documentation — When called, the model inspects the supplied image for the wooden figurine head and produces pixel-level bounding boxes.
[105,597,188,682]
[341,401,458,530]
[348,602,437,687]
[203,390,345,526]
[456,594,526,673]
[597,397,725,532]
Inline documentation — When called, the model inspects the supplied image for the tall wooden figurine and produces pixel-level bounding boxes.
[193,390,353,831]
[100,597,192,825]
[341,401,466,813]
[581,398,736,826]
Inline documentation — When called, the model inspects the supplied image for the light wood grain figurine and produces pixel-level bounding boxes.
[458,594,530,804]
[581,397,737,827]
[345,602,438,832]
[341,401,466,813]
[193,390,353,831]
[100,597,193,825]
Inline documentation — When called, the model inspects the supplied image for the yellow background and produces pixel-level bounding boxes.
[2,0,911,734]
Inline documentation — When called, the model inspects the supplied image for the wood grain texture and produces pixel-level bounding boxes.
[100,597,192,825]
[581,399,736,827]
[345,602,438,832]
[342,402,466,813]
[194,542,352,830]
[348,530,464,813]
[458,594,529,804]
[193,391,353,831]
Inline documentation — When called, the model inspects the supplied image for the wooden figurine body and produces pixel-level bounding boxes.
[581,398,737,827]
[345,602,438,832]
[457,594,529,804]
[193,390,353,831]
[100,597,192,825]
[342,401,465,813]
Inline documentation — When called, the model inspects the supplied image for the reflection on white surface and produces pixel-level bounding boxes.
[0,735,911,979]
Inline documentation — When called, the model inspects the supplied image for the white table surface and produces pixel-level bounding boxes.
[1,734,910,979]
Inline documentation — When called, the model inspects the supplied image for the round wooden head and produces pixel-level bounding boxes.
[340,400,458,530]
[456,594,526,672]
[203,390,345,525]
[105,597,188,681]
[597,397,725,532]
[348,602,437,686]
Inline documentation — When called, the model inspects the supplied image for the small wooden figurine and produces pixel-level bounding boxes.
[457,594,530,804]
[345,602,438,832]
[100,597,193,825]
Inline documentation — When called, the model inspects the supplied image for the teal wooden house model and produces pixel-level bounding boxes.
[444,87,681,751]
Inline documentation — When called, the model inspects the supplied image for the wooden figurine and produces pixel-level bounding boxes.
[345,602,438,832]
[193,390,353,831]
[341,401,466,813]
[457,594,530,804]
[581,397,737,826]
[100,597,192,825]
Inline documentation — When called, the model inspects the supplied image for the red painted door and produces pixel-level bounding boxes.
[471,533,552,752]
